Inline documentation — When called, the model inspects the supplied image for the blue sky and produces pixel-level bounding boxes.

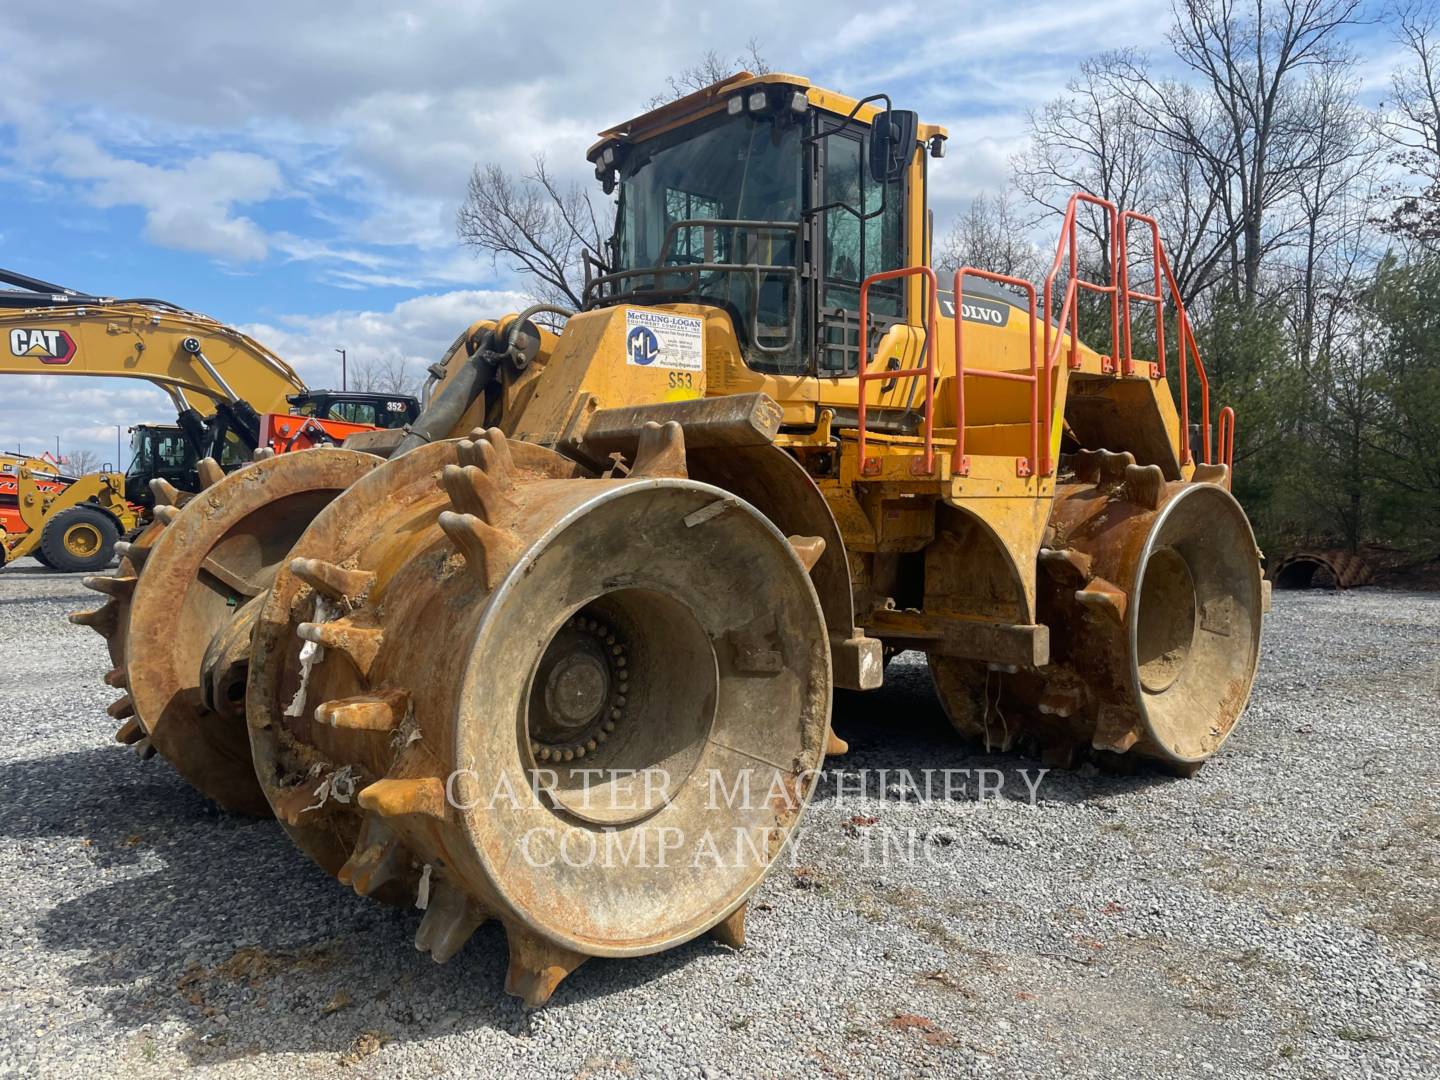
[0,0,1401,467]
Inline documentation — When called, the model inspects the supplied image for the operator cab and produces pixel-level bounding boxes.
[124,423,214,506]
[286,391,419,430]
[583,73,947,381]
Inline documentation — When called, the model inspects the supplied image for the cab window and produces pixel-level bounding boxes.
[615,109,805,373]
[817,128,905,376]
[326,401,380,426]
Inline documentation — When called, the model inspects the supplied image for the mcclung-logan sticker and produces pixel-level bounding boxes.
[624,310,704,371]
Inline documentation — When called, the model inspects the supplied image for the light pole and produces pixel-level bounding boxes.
[335,347,347,391]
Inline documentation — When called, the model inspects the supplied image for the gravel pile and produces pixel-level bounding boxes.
[0,556,1436,1078]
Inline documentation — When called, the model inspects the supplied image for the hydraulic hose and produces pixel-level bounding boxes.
[393,330,500,457]
[175,408,212,460]
[394,304,573,458]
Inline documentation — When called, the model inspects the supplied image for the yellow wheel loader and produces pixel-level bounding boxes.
[1,453,139,572]
[75,72,1266,1006]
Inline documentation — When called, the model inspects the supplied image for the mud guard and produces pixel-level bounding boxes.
[686,443,881,690]
[568,394,880,690]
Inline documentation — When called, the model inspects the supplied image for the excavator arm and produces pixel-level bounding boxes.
[0,268,307,456]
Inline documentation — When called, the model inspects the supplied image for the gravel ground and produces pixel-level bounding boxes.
[0,555,1437,1079]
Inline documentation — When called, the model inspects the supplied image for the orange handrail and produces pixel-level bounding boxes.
[1217,406,1235,483]
[1043,193,1121,377]
[856,265,941,475]
[954,268,1041,477]
[1178,308,1212,466]
[1119,209,1215,467]
[850,190,1236,483]
[1117,211,1167,380]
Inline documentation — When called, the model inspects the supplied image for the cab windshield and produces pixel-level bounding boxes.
[127,428,191,477]
[612,109,804,370]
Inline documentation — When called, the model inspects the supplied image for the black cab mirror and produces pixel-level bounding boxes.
[868,109,918,183]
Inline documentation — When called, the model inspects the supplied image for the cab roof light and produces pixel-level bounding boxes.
[789,90,809,114]
[747,89,769,113]
[727,95,745,116]
[929,134,947,159]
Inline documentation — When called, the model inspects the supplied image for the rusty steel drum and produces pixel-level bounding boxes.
[75,450,380,814]
[931,454,1264,774]
[244,426,832,1005]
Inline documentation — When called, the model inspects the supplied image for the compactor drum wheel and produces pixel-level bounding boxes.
[932,462,1264,773]
[247,426,831,1006]
[71,515,171,754]
[74,450,380,814]
[41,505,119,573]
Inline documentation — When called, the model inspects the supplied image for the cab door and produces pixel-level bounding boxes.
[812,124,908,371]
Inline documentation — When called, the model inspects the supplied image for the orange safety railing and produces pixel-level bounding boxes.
[1043,193,1121,377]
[954,268,1041,477]
[852,191,1236,481]
[1175,301,1212,466]
[1117,211,1167,380]
[1119,210,1212,467]
[1217,406,1235,478]
[856,265,941,475]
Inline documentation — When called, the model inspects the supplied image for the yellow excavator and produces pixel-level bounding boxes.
[0,267,424,468]
[79,72,1265,1006]
[0,268,427,569]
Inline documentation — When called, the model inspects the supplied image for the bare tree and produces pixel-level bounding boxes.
[935,191,1047,286]
[350,353,424,397]
[646,40,770,108]
[1011,50,1237,304]
[60,448,102,475]
[1014,51,1158,280]
[1377,2,1440,246]
[456,156,606,309]
[1137,80,1243,302]
[1145,0,1365,306]
[1286,66,1379,373]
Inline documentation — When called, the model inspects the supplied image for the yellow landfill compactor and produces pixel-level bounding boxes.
[76,73,1265,1006]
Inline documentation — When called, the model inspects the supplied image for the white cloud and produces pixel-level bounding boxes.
[0,377,176,469]
[0,0,1165,276]
[240,287,536,391]
[41,135,282,261]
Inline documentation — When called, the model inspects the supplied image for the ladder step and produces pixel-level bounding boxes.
[962,422,1033,456]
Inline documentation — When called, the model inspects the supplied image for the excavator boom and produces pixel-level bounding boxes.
[0,268,430,570]
[1,267,310,458]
